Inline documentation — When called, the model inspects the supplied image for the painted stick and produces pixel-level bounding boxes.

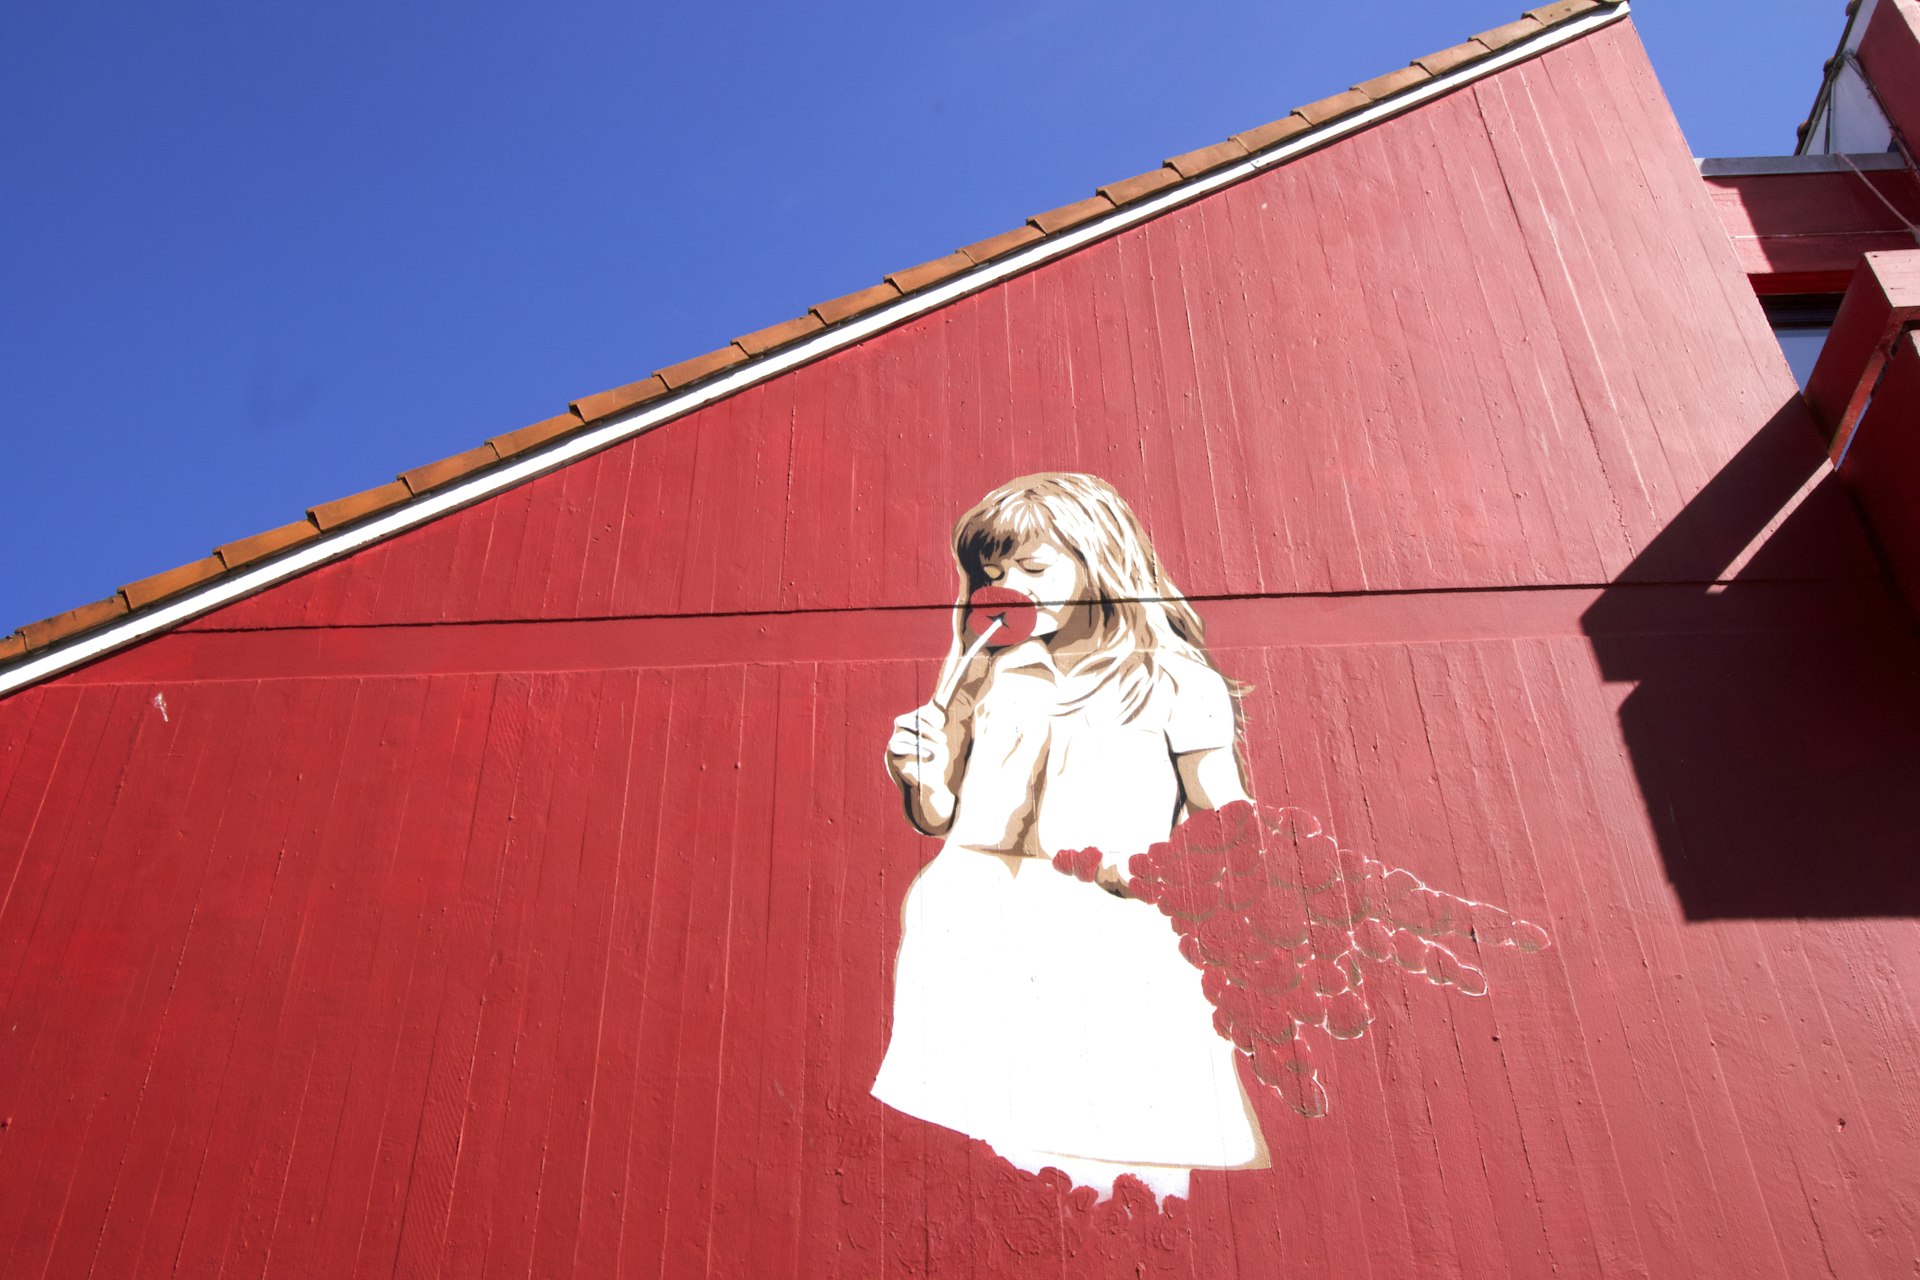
[930,586,1038,711]
[931,618,1002,711]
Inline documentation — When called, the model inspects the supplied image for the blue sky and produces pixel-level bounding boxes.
[1,1,1844,630]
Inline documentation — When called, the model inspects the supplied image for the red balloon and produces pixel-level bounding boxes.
[966,586,1038,645]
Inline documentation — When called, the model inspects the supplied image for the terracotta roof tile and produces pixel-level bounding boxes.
[734,314,825,356]
[1232,116,1312,154]
[1294,88,1373,126]
[20,596,129,652]
[1097,167,1182,206]
[886,252,976,294]
[1165,139,1250,179]
[1354,65,1432,101]
[1028,195,1116,234]
[810,282,902,326]
[216,519,321,570]
[571,377,668,424]
[0,634,23,663]
[120,556,225,610]
[1416,42,1490,76]
[489,411,588,458]
[1472,16,1546,51]
[308,481,412,532]
[1526,0,1604,23]
[959,225,1046,265]
[401,443,500,496]
[656,344,748,390]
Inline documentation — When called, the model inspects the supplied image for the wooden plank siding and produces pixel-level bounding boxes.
[5,627,1920,1277]
[4,20,1920,1278]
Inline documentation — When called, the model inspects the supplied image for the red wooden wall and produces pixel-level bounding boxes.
[1705,163,1920,295]
[6,21,1920,1278]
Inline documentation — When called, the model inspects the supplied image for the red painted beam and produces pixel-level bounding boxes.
[1805,249,1920,457]
[1838,329,1920,611]
[1702,167,1920,295]
[1860,0,1920,152]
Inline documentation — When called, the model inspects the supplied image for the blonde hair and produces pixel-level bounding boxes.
[937,473,1240,727]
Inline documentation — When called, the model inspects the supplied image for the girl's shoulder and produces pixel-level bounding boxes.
[1157,649,1224,684]
[1154,653,1236,754]
[1155,651,1231,701]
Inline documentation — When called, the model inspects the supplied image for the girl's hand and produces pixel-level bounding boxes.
[886,703,957,835]
[886,703,951,788]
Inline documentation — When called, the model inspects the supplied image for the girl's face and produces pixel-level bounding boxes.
[980,538,1084,639]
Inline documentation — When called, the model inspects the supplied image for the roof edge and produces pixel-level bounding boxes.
[1698,151,1906,176]
[0,0,1631,699]
[1795,0,1872,155]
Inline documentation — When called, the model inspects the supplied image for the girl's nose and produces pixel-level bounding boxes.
[1002,569,1040,597]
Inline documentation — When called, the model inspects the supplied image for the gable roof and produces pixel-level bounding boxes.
[0,0,1630,697]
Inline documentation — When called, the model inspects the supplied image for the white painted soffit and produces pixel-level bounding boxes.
[1798,0,1895,157]
[0,1,1633,699]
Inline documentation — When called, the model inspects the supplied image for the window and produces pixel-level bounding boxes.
[1763,294,1841,388]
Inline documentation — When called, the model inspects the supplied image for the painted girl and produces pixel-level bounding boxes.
[873,472,1267,1203]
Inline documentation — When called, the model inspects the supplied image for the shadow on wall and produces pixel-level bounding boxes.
[1581,397,1920,920]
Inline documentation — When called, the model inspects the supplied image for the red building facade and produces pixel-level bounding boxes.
[4,3,1920,1275]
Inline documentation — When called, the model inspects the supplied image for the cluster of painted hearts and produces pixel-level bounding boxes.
[1053,801,1549,1117]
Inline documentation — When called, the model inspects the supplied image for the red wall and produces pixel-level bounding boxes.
[5,21,1920,1277]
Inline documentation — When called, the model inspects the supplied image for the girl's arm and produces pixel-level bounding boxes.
[1175,746,1252,811]
[1088,747,1248,896]
[1166,657,1250,814]
[884,701,973,837]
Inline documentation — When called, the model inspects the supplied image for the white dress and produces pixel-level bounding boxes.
[871,645,1266,1195]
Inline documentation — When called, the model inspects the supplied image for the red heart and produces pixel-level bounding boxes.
[966,586,1038,645]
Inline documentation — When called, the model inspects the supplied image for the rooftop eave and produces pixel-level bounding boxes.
[0,0,1632,700]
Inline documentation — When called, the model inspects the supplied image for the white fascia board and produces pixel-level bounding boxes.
[1799,0,1886,157]
[1848,0,1881,55]
[0,1,1631,699]
[1826,66,1896,156]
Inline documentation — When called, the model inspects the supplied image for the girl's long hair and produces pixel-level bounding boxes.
[936,473,1240,727]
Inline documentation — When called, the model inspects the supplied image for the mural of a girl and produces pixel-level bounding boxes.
[875,472,1265,1203]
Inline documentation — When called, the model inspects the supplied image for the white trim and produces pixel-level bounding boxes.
[0,2,1631,699]
[1798,0,1889,157]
